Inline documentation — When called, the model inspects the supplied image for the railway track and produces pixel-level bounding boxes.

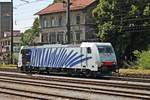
[0,71,149,99]
[0,68,150,82]
[103,75,150,83]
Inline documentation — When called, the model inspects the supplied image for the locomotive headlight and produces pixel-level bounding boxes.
[113,62,116,65]
[112,59,117,64]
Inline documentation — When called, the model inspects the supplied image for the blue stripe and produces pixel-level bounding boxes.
[41,48,46,67]
[70,57,92,67]
[51,48,58,67]
[47,48,52,67]
[37,48,42,67]
[28,48,92,68]
[34,49,38,66]
[35,48,39,67]
[59,49,67,67]
[66,55,84,67]
[39,48,44,67]
[49,48,56,67]
[44,48,49,67]
[43,48,49,67]
[49,48,54,67]
[31,49,36,66]
[62,50,74,67]
[54,48,63,67]
[64,52,78,67]
[31,49,35,66]
[57,48,66,67]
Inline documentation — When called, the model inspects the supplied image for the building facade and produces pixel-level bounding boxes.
[0,30,21,64]
[36,0,98,44]
[0,2,12,39]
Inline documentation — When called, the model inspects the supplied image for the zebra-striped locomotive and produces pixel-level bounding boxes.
[18,42,117,76]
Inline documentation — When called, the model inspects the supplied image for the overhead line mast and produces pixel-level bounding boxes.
[66,0,71,44]
[10,0,13,64]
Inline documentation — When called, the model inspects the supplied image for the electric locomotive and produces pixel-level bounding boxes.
[18,42,117,76]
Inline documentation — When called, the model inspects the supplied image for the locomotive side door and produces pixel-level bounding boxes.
[80,47,87,69]
[80,47,92,70]
[86,47,92,70]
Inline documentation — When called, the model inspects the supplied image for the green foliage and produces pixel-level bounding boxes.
[93,0,150,65]
[13,53,19,64]
[32,17,40,36]
[21,17,40,46]
[21,29,33,46]
[133,49,150,69]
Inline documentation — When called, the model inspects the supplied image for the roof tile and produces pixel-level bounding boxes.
[36,0,96,15]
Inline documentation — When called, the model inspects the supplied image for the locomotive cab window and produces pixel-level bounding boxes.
[21,49,31,64]
[87,47,91,54]
[97,46,113,54]
[21,49,30,54]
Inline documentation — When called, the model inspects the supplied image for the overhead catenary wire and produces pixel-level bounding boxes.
[14,0,49,9]
[14,0,50,31]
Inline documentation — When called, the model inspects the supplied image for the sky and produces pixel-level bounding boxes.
[0,0,53,32]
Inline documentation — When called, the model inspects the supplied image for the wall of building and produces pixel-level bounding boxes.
[40,7,96,44]
[84,2,97,41]
[40,11,89,43]
[0,2,12,39]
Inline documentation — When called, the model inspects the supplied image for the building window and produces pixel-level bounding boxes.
[58,16,62,26]
[49,32,56,43]
[48,19,51,27]
[70,31,73,43]
[57,32,63,43]
[42,33,48,42]
[8,41,10,45]
[76,14,80,24]
[51,17,55,27]
[76,31,81,43]
[43,19,47,28]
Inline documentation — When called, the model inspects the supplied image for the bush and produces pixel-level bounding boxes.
[133,49,150,69]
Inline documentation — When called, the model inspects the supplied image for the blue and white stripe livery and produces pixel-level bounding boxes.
[29,48,92,68]
[18,42,117,72]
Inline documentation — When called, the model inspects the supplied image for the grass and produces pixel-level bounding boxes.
[119,69,150,75]
[0,64,17,69]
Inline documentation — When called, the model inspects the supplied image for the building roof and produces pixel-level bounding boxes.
[36,0,96,15]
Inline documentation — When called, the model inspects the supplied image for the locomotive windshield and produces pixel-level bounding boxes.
[97,46,113,54]
[21,49,31,65]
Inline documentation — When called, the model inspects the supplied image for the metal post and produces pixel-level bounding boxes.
[66,0,71,44]
[10,0,13,64]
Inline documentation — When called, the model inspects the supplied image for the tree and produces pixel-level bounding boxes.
[21,17,40,46]
[32,17,40,36]
[134,48,150,69]
[93,0,150,66]
[21,29,33,46]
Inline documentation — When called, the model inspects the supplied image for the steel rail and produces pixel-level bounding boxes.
[0,87,80,100]
[0,69,150,82]
[0,75,149,91]
[0,76,149,99]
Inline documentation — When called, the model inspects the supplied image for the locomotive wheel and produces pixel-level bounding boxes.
[83,70,92,78]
